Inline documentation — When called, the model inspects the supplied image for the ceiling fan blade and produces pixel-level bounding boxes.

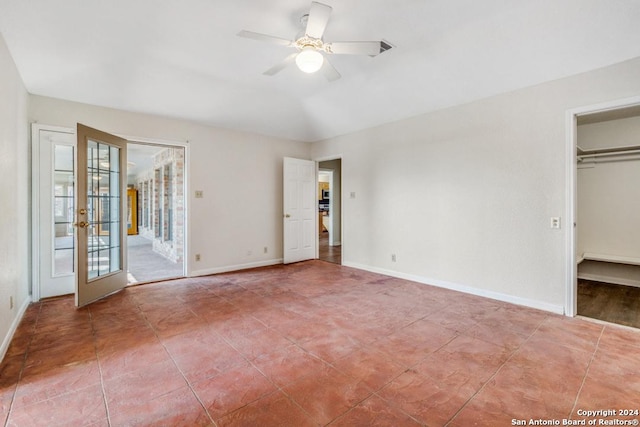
[263,53,298,76]
[237,30,294,47]
[327,41,382,56]
[321,58,341,82]
[305,2,332,39]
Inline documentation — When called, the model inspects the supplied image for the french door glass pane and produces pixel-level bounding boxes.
[53,144,74,276]
[86,139,122,280]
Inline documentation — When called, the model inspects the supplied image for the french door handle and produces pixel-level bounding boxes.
[74,221,90,228]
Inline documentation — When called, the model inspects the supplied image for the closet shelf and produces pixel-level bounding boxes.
[581,252,640,267]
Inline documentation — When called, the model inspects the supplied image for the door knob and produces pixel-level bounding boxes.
[284,214,291,218]
[79,208,87,215]
[74,221,90,228]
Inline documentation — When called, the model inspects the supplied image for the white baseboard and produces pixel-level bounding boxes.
[0,295,31,362]
[578,272,640,288]
[190,258,283,277]
[343,262,565,315]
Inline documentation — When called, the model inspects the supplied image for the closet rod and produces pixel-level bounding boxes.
[578,150,640,160]
[578,157,640,166]
[577,144,640,157]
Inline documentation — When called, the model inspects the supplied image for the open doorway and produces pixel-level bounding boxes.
[318,159,341,264]
[126,142,186,284]
[575,104,640,328]
[32,126,187,302]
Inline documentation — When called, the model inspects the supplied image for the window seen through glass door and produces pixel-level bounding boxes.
[86,139,122,280]
[53,144,75,276]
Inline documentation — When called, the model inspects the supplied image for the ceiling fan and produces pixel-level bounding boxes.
[237,1,392,82]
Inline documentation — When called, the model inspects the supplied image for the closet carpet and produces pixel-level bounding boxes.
[2,261,639,426]
[578,279,640,329]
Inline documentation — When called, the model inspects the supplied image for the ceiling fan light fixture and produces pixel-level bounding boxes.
[295,47,323,73]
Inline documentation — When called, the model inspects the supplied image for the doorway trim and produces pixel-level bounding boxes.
[318,168,334,242]
[120,135,190,279]
[565,95,640,317]
[314,155,343,263]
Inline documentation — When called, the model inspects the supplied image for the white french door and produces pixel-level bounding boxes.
[32,125,76,299]
[75,124,128,307]
[283,157,316,264]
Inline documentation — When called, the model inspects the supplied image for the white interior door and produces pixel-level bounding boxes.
[283,157,316,264]
[32,125,76,300]
[76,124,128,307]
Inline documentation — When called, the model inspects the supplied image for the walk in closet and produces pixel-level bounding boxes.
[576,107,640,328]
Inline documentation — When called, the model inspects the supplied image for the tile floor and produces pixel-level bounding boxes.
[127,235,184,284]
[1,260,639,426]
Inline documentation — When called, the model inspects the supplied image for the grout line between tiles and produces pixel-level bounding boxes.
[576,314,640,332]
[365,330,459,426]
[194,332,256,426]
[321,389,378,427]
[568,325,605,419]
[443,314,550,426]
[229,291,376,426]
[88,307,112,427]
[3,302,42,427]
[139,302,219,427]
[156,282,279,422]
[214,320,319,423]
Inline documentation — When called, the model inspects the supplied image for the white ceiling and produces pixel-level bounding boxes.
[1,0,639,142]
[126,143,168,179]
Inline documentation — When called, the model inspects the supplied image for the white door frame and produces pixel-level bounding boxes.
[31,124,77,302]
[31,125,191,302]
[119,135,190,278]
[318,168,333,240]
[314,155,343,263]
[564,95,640,317]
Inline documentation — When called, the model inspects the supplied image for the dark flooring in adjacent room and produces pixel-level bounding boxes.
[319,232,341,264]
[578,278,640,329]
[2,261,639,426]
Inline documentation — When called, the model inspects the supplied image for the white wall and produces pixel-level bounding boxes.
[312,57,640,313]
[0,32,30,360]
[29,95,311,276]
